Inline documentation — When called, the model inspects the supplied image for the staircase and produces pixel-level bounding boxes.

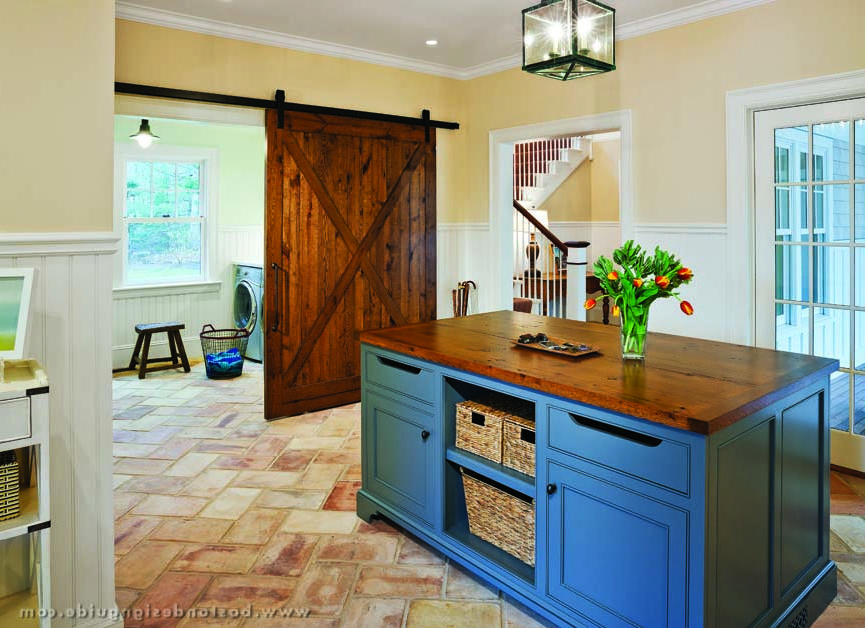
[513,136,592,210]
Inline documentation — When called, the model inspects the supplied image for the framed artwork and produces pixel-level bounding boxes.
[0,268,35,360]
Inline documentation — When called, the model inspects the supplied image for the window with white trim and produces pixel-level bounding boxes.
[115,146,217,287]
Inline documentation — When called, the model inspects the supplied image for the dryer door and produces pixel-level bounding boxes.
[234,281,258,331]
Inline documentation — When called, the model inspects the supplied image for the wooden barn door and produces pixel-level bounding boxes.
[264,109,436,419]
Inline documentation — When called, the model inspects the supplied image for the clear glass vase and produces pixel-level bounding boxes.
[620,307,649,360]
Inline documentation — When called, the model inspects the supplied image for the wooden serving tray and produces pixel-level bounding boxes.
[511,335,601,359]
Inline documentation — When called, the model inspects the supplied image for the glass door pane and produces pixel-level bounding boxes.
[770,120,860,435]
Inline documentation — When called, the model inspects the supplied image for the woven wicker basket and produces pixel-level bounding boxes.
[0,452,20,522]
[456,396,534,464]
[461,468,535,566]
[503,414,536,477]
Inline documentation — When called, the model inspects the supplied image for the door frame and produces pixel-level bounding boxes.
[489,110,634,312]
[725,68,865,346]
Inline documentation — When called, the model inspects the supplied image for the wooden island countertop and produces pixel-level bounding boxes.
[360,310,838,435]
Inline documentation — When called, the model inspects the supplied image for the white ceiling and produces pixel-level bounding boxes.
[117,0,773,77]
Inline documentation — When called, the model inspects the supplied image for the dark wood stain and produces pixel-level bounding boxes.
[360,311,838,435]
[265,109,436,419]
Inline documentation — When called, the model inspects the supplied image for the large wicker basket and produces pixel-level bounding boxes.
[503,413,536,477]
[0,451,20,522]
[461,467,535,566]
[456,396,534,464]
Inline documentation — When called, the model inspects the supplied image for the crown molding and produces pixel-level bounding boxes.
[115,2,468,79]
[116,0,776,81]
[617,0,775,40]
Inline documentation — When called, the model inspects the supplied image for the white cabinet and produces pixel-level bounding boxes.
[0,359,50,627]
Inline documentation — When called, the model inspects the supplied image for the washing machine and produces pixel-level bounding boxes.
[233,263,264,362]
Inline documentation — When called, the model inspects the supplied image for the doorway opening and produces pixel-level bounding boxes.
[112,97,266,375]
[489,111,632,314]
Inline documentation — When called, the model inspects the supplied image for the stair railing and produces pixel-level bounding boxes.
[513,136,580,205]
[513,200,569,318]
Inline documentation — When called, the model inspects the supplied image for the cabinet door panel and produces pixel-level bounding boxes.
[364,390,436,525]
[547,461,688,628]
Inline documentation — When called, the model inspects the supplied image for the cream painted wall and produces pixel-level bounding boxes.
[542,160,592,222]
[1,2,118,627]
[114,19,467,222]
[542,136,620,223]
[1,1,115,232]
[590,138,620,222]
[463,0,865,224]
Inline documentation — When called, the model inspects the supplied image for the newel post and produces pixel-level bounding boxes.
[565,241,590,321]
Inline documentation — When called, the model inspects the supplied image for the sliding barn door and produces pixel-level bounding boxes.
[264,109,436,419]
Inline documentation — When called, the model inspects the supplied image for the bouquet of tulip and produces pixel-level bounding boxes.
[585,240,694,359]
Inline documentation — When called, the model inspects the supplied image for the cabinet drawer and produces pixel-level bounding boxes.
[364,350,434,406]
[0,397,31,443]
[547,406,690,495]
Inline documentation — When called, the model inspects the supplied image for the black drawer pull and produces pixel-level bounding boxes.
[421,430,430,441]
[571,414,662,447]
[546,483,557,495]
[520,428,535,444]
[471,412,486,427]
[376,355,422,375]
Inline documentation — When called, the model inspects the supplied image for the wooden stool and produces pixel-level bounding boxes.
[128,322,191,380]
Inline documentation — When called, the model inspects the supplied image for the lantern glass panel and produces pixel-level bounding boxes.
[575,0,614,66]
[523,0,572,67]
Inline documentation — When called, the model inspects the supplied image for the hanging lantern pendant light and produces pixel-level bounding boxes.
[522,0,616,80]
[130,119,160,148]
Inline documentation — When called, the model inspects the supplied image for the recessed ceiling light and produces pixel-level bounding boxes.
[425,39,438,46]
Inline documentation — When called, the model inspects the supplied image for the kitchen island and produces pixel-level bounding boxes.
[357,311,838,627]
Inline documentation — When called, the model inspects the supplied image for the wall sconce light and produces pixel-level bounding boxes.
[522,0,616,80]
[130,119,159,149]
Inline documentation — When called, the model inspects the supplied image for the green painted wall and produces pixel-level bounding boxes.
[114,116,265,227]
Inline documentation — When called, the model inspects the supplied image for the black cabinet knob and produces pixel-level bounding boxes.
[546,483,557,495]
[421,430,430,441]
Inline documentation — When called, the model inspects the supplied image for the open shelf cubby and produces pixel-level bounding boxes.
[442,376,536,584]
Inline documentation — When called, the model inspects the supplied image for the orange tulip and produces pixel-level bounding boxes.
[655,275,670,289]
[612,304,620,317]
[607,271,619,281]
[680,300,694,315]
[632,278,643,288]
[677,267,693,280]
[584,298,597,310]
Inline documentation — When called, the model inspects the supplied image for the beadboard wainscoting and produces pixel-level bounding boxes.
[436,222,495,317]
[0,233,120,628]
[112,226,263,369]
[549,221,621,266]
[633,223,729,342]
[438,221,731,343]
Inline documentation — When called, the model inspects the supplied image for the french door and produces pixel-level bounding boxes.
[755,98,865,471]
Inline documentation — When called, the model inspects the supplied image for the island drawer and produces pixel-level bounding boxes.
[364,349,435,407]
[547,406,690,495]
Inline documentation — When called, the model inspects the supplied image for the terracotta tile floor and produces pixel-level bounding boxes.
[113,362,865,627]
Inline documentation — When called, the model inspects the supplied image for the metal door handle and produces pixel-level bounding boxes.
[271,262,280,332]
[421,430,430,441]
[546,484,557,495]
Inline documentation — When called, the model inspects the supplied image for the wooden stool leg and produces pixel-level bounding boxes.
[138,333,152,380]
[129,332,144,370]
[167,331,179,366]
[173,330,191,373]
